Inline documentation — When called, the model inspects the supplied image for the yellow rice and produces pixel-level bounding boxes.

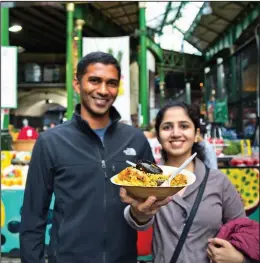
[114,167,187,187]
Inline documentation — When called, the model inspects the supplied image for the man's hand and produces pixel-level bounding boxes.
[207,238,245,263]
[120,187,172,223]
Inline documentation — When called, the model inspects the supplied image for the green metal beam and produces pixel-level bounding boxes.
[139,5,148,127]
[74,5,125,36]
[66,3,74,119]
[184,3,206,41]
[205,4,260,61]
[75,18,85,104]
[1,8,9,45]
[159,2,172,33]
[146,37,163,62]
[1,7,10,130]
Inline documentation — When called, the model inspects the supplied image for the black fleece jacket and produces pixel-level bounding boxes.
[20,104,154,263]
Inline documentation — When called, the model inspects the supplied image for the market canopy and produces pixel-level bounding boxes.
[5,1,255,55]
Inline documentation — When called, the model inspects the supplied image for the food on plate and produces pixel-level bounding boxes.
[115,160,187,187]
[136,160,163,174]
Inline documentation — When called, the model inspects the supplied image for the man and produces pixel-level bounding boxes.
[20,52,154,263]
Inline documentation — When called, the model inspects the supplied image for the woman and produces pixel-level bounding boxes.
[121,101,254,263]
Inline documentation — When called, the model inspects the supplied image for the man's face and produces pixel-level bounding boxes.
[73,63,119,117]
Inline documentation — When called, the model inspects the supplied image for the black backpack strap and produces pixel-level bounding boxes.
[170,166,210,263]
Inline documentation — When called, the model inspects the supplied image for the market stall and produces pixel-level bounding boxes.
[206,137,259,221]
[1,147,259,255]
[1,150,53,255]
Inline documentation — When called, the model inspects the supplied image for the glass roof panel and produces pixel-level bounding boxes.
[165,3,182,24]
[146,2,169,29]
[175,2,203,32]
[146,1,204,55]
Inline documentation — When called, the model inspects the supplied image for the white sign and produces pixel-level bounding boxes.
[1,46,17,108]
[83,37,130,123]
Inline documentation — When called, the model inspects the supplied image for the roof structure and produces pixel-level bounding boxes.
[4,1,258,57]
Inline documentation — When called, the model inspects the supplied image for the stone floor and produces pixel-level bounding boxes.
[1,258,149,263]
[1,258,48,263]
[1,259,21,263]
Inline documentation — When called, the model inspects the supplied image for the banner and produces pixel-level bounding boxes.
[83,37,131,123]
[1,46,17,108]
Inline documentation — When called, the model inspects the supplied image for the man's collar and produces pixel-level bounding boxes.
[73,103,121,125]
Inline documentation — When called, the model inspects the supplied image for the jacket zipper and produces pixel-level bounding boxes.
[101,159,107,263]
[96,135,108,263]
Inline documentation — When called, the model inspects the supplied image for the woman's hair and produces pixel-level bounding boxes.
[155,101,205,162]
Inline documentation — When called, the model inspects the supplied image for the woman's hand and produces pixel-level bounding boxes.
[120,187,172,223]
[207,238,245,263]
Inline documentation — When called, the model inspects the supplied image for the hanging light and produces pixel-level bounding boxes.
[18,46,25,53]
[9,24,22,32]
[202,2,212,15]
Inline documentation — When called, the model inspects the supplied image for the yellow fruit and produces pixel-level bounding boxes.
[1,200,5,227]
[5,179,14,187]
[14,178,23,185]
[221,168,259,211]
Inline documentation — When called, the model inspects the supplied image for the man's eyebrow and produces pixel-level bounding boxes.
[107,78,119,82]
[88,76,101,79]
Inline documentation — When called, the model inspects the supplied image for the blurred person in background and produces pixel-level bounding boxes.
[17,119,39,140]
[244,113,257,139]
[197,124,218,169]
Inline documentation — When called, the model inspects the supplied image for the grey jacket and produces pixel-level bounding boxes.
[125,158,255,263]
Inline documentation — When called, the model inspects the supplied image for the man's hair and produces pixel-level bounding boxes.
[76,51,121,81]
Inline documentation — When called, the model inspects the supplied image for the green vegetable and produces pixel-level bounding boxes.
[223,141,241,155]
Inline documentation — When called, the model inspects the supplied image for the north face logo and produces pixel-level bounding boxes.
[123,148,136,156]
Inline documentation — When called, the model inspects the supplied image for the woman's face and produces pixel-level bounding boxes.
[158,107,197,160]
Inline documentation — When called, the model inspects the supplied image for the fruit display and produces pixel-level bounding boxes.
[1,165,28,188]
[1,151,13,170]
[230,157,260,167]
[207,138,253,158]
[221,168,259,213]
[222,141,241,155]
[11,151,31,165]
[1,151,30,188]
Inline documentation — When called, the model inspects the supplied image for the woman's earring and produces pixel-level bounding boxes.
[195,128,200,143]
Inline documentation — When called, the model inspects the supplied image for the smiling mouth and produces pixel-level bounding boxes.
[170,141,185,147]
[92,97,109,106]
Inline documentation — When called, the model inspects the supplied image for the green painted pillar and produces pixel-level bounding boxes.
[75,19,85,59]
[75,18,85,104]
[1,8,9,45]
[1,7,10,130]
[66,3,74,119]
[159,65,165,107]
[139,2,148,128]
[230,55,237,101]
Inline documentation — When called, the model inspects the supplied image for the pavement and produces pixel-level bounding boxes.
[1,258,48,263]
